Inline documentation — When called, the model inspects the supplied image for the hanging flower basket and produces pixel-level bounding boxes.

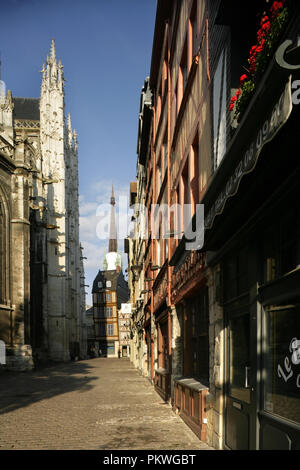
[229,0,289,121]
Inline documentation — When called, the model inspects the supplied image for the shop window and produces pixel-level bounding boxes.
[185,289,209,381]
[158,321,169,370]
[107,341,115,354]
[261,210,299,284]
[264,303,300,425]
[106,293,111,302]
[223,248,248,302]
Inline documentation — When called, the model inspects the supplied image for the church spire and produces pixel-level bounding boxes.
[108,185,117,253]
[50,38,56,62]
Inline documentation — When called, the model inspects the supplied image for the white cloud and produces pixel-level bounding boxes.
[79,202,99,216]
[82,241,106,270]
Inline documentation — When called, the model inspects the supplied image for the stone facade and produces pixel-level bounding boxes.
[0,40,86,370]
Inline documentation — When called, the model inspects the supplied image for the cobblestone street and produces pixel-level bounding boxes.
[0,358,212,450]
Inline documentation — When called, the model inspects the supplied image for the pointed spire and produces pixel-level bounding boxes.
[67,112,72,131]
[50,38,56,62]
[110,184,115,206]
[108,185,117,253]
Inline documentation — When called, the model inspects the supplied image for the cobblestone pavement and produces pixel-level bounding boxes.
[0,358,213,450]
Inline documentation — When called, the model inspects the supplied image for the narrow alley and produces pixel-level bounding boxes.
[0,358,212,450]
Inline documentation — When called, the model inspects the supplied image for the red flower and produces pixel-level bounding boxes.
[260,15,270,25]
[270,1,285,17]
[229,103,235,112]
[249,56,257,74]
[257,26,269,41]
[240,74,247,85]
[236,89,241,98]
[262,21,271,33]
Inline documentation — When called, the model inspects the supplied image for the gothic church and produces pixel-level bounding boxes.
[0,40,86,370]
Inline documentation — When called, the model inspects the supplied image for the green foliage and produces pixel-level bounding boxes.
[236,80,255,117]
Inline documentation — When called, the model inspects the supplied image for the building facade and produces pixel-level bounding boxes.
[92,188,129,357]
[0,40,86,370]
[128,0,300,450]
[118,303,131,358]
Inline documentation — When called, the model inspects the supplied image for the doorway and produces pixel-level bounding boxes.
[223,247,257,449]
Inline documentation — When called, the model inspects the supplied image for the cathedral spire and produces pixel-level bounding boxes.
[50,38,56,62]
[108,185,117,253]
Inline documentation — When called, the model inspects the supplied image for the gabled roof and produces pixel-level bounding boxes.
[92,270,129,309]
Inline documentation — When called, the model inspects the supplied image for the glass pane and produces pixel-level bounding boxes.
[264,304,300,424]
[229,313,251,403]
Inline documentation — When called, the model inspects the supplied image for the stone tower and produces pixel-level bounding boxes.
[37,39,85,362]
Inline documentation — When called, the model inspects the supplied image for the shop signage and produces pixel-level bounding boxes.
[171,251,205,302]
[153,273,168,311]
[277,337,300,388]
[205,77,293,230]
[275,39,300,71]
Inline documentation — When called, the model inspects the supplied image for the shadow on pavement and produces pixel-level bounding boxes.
[0,360,98,416]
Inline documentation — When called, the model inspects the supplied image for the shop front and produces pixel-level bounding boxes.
[154,308,171,401]
[144,310,152,380]
[202,38,300,448]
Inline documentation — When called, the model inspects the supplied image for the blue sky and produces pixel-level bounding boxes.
[0,0,156,305]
